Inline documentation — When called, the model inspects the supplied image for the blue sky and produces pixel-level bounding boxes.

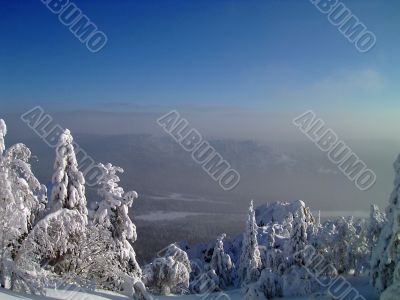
[0,0,399,118]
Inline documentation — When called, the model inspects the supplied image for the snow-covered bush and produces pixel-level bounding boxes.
[143,244,191,295]
[239,201,262,286]
[23,209,87,274]
[282,265,313,297]
[244,268,282,300]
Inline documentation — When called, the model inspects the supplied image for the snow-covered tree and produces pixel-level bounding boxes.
[90,163,143,293]
[350,217,370,275]
[368,204,386,251]
[0,120,47,291]
[265,225,276,248]
[0,119,6,155]
[0,121,153,298]
[0,119,14,288]
[50,129,87,222]
[24,208,87,271]
[210,233,234,289]
[327,217,357,274]
[286,211,308,267]
[371,154,400,293]
[0,150,16,288]
[24,129,87,276]
[239,201,261,286]
[262,248,285,276]
[143,244,191,295]
[4,143,47,228]
[78,223,151,299]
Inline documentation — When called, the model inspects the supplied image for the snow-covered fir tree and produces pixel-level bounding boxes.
[262,247,285,276]
[368,204,386,252]
[351,217,369,275]
[371,154,400,294]
[320,217,369,276]
[4,143,47,229]
[210,233,234,289]
[144,244,191,295]
[286,211,308,267]
[330,217,357,274]
[282,209,315,296]
[259,225,286,277]
[239,200,261,286]
[265,225,276,248]
[0,119,47,291]
[50,129,87,221]
[91,162,145,295]
[25,129,88,275]
[0,119,14,288]
[0,119,6,155]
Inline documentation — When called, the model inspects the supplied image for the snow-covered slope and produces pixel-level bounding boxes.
[0,276,378,299]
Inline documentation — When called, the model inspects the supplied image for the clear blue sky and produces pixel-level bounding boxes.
[0,0,399,115]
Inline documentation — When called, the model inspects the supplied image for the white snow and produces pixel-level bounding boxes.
[0,275,379,300]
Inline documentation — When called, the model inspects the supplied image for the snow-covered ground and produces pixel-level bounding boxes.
[0,287,130,300]
[0,287,241,300]
[0,277,379,300]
